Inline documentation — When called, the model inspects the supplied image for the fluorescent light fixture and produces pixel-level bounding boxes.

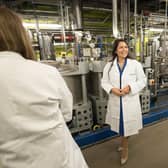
[149,28,164,32]
[23,22,62,30]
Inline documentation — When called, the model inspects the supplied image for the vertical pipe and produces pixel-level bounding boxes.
[81,75,87,104]
[128,0,130,38]
[140,12,144,62]
[120,0,124,37]
[123,0,129,37]
[134,0,137,56]
[112,0,119,37]
[60,0,66,50]
[65,6,70,29]
[72,0,83,30]
[98,73,103,100]
[123,0,128,36]
[163,0,168,60]
[154,62,158,97]
[35,15,43,60]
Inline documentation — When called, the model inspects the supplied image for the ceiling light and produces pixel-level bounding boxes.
[149,28,164,32]
[23,22,62,30]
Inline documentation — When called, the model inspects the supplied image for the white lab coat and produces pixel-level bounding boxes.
[0,51,88,168]
[101,58,147,136]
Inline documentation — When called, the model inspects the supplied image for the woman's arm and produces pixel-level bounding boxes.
[128,61,147,95]
[55,69,73,122]
[101,63,115,94]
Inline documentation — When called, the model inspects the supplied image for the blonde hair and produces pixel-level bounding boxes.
[0,7,35,60]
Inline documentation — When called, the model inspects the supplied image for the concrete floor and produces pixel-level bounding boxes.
[82,119,168,168]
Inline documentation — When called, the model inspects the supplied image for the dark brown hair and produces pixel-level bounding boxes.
[108,38,134,75]
[0,7,35,60]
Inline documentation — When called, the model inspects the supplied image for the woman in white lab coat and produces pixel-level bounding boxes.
[0,7,88,168]
[101,39,147,165]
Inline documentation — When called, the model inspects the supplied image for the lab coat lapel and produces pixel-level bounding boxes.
[113,59,119,73]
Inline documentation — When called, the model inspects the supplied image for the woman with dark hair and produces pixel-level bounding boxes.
[101,39,147,165]
[0,7,88,168]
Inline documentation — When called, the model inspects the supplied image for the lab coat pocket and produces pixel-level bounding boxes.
[127,73,136,82]
[109,117,120,133]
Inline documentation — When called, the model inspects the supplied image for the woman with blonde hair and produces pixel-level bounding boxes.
[0,7,88,168]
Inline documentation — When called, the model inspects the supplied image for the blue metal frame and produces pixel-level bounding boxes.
[143,108,168,125]
[74,103,168,148]
[74,126,117,148]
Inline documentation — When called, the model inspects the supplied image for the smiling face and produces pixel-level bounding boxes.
[116,41,128,60]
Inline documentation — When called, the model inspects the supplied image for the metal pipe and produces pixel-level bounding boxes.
[81,75,87,104]
[163,0,168,60]
[120,0,129,38]
[65,6,70,29]
[140,12,144,62]
[32,1,60,6]
[154,62,158,96]
[124,0,128,36]
[98,73,103,100]
[83,6,112,12]
[60,0,66,50]
[134,0,137,56]
[112,0,119,37]
[120,0,124,37]
[72,0,83,30]
[34,15,44,60]
[128,0,131,38]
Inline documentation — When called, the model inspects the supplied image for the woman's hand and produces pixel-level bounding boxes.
[111,88,125,96]
[121,85,131,94]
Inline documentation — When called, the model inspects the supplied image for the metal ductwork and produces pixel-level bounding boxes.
[112,0,120,37]
[120,0,129,38]
[72,0,83,30]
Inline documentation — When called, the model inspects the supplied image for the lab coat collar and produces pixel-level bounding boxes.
[0,51,25,60]
[113,58,119,72]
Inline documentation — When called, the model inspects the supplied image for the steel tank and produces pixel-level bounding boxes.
[40,61,83,104]
[159,32,168,86]
[41,60,93,133]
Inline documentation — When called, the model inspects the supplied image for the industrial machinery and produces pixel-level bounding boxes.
[41,59,93,133]
[5,0,167,136]
[60,61,93,133]
[88,60,107,125]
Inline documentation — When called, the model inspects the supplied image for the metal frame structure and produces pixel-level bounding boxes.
[74,92,168,148]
